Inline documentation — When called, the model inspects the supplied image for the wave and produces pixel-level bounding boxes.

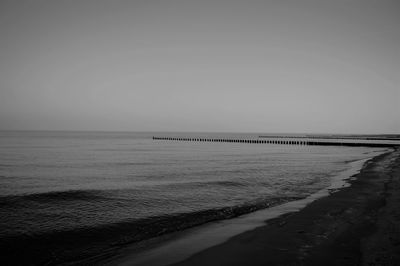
[208,180,248,187]
[0,182,246,208]
[0,181,246,205]
[0,195,302,265]
[0,190,107,207]
[160,180,249,190]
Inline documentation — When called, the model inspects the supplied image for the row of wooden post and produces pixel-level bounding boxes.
[153,137,309,145]
[152,137,396,148]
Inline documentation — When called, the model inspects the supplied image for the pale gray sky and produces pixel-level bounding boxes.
[0,0,399,133]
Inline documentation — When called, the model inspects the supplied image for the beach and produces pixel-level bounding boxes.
[2,0,399,264]
[170,148,400,266]
[1,132,398,266]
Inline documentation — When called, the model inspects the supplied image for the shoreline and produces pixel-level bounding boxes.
[172,148,400,265]
[102,149,391,266]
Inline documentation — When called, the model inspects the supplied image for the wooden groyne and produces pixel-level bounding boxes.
[152,137,397,148]
[259,135,400,141]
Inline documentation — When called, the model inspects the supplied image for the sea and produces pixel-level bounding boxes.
[0,131,390,265]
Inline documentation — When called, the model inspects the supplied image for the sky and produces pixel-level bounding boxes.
[0,0,399,133]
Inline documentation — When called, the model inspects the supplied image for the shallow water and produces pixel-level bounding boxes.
[0,131,387,263]
[109,156,384,266]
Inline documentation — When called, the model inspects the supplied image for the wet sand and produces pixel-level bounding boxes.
[173,148,400,266]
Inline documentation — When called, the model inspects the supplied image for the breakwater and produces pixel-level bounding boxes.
[259,135,400,141]
[152,137,397,148]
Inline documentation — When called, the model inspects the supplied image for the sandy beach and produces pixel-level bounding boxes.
[102,147,400,266]
[4,137,397,266]
[170,148,400,266]
[2,0,399,265]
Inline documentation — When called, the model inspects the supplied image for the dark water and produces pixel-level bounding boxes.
[0,131,384,264]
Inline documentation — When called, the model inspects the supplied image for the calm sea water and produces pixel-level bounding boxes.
[0,131,385,264]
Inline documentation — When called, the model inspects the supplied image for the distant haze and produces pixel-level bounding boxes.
[0,0,399,133]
